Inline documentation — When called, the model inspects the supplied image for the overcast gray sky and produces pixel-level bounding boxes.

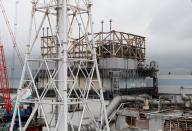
[0,0,192,75]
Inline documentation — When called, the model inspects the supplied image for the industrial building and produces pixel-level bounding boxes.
[0,0,191,131]
[36,29,192,131]
[39,29,159,98]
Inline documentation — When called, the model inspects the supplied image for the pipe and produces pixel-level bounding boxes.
[102,95,173,127]
[68,95,185,130]
[101,95,145,127]
[105,95,144,118]
[69,96,145,131]
[182,94,191,101]
[182,94,191,108]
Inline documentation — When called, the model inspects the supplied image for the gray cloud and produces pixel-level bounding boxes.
[0,0,192,77]
[145,0,192,74]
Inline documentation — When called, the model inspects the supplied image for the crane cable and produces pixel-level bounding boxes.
[0,0,24,67]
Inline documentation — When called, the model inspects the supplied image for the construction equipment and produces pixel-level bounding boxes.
[0,44,11,113]
[0,0,23,66]
[0,0,22,114]
[0,44,31,130]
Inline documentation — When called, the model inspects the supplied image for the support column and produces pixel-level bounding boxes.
[57,0,68,131]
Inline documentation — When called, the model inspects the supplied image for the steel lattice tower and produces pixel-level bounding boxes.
[0,44,12,113]
[10,0,110,131]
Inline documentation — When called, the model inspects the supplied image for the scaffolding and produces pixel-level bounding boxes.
[164,118,192,131]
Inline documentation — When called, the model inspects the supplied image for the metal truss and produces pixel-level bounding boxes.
[10,0,110,131]
[69,31,146,64]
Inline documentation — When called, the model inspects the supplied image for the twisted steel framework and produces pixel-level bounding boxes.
[69,30,146,64]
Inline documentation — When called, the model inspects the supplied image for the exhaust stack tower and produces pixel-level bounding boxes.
[10,0,110,131]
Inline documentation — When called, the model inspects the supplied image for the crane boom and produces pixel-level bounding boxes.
[0,44,12,112]
[0,0,23,66]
